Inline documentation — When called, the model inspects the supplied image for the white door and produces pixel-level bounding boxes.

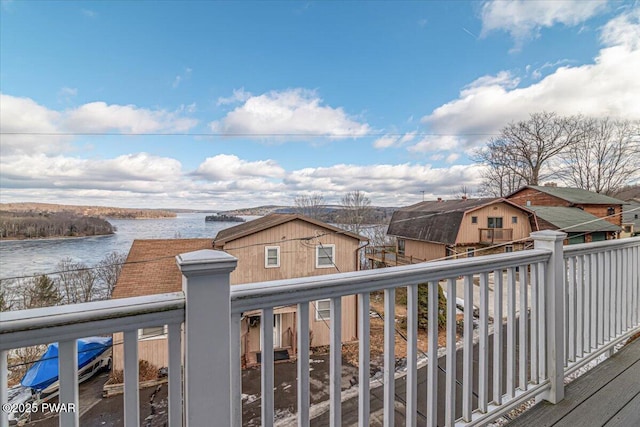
[260,313,282,350]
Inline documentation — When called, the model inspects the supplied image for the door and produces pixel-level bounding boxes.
[259,313,282,349]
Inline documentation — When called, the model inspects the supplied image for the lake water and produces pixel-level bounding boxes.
[0,213,259,280]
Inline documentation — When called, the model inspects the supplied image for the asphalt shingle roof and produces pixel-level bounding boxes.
[526,186,625,205]
[528,206,621,233]
[387,198,497,244]
[112,238,212,299]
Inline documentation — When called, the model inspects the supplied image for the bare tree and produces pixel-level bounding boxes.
[294,193,325,220]
[95,251,127,298]
[475,112,583,194]
[57,258,98,304]
[339,190,373,235]
[478,164,526,197]
[557,118,640,194]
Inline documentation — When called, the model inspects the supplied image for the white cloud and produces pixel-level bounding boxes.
[0,94,199,156]
[480,0,608,49]
[600,6,640,49]
[58,86,78,98]
[372,131,416,149]
[210,88,370,139]
[193,154,285,181]
[408,135,462,153]
[82,9,97,18]
[420,8,640,151]
[1,153,183,194]
[63,101,198,133]
[445,153,460,163]
[217,88,252,106]
[0,94,68,155]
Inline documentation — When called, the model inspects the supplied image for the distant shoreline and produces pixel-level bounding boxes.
[0,233,115,243]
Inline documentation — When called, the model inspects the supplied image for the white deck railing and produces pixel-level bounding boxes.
[1,232,639,427]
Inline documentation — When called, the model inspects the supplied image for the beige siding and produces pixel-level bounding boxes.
[403,239,447,262]
[309,295,359,347]
[456,202,532,245]
[224,219,361,284]
[112,332,168,372]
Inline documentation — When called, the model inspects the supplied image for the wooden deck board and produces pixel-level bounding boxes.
[602,392,640,427]
[507,338,640,427]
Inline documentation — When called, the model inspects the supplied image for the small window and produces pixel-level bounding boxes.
[139,325,167,340]
[505,245,514,253]
[634,214,638,220]
[466,248,475,258]
[265,246,280,268]
[397,239,405,256]
[315,299,331,321]
[471,216,478,224]
[512,216,518,224]
[316,244,335,268]
[607,207,615,216]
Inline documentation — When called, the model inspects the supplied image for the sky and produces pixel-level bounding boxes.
[1,0,639,210]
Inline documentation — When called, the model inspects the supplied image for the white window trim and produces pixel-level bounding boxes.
[139,325,168,340]
[315,299,331,321]
[505,245,514,253]
[264,245,280,268]
[316,244,335,268]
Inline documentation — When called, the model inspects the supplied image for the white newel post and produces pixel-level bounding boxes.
[532,230,566,404]
[177,250,238,427]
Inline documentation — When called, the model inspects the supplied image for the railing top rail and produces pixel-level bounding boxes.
[0,292,185,336]
[563,236,640,258]
[230,249,551,314]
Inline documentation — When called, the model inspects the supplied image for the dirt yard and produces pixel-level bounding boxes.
[341,290,457,370]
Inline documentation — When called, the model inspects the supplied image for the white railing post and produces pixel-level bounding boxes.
[177,250,238,427]
[532,230,567,404]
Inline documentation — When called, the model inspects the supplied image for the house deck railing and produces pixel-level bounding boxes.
[479,228,514,244]
[1,232,639,427]
[364,245,426,265]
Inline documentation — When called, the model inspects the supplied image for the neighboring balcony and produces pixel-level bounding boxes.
[479,227,514,244]
[365,245,426,266]
[1,232,639,427]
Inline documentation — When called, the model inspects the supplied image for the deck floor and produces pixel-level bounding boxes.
[507,337,640,427]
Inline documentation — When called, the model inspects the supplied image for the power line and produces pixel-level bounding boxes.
[0,131,501,137]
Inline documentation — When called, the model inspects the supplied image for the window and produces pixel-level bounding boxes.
[512,216,518,224]
[607,207,615,216]
[487,217,503,228]
[139,325,167,340]
[397,239,405,256]
[265,246,280,268]
[315,299,331,321]
[316,244,335,268]
[471,216,478,224]
[505,245,514,253]
[466,248,475,258]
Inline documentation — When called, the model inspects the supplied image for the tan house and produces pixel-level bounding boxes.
[111,214,366,371]
[373,198,536,265]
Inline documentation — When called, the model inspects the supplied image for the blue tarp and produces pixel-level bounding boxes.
[21,336,112,391]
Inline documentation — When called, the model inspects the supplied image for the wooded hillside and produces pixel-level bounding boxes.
[0,211,114,239]
[0,203,177,219]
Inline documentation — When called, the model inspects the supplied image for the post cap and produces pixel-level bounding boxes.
[530,230,567,242]
[176,249,238,276]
